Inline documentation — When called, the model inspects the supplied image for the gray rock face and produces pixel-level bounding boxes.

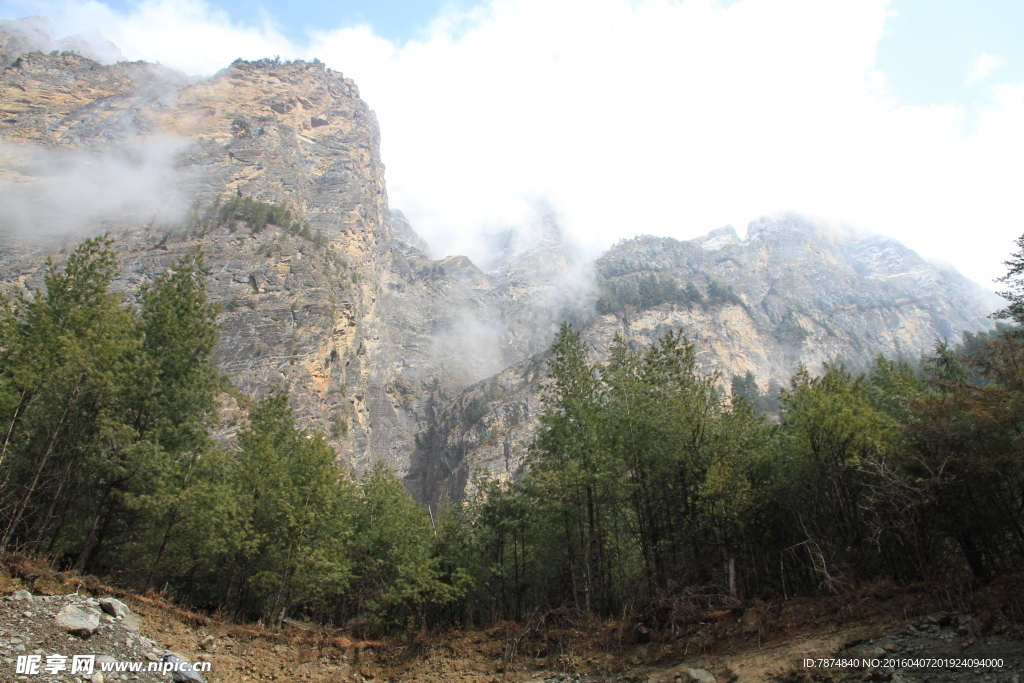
[98,597,130,619]
[0,47,999,504]
[55,603,101,637]
[590,216,999,383]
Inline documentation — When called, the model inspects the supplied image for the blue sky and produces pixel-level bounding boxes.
[876,0,1024,109]
[1,0,1022,289]
[74,0,476,44]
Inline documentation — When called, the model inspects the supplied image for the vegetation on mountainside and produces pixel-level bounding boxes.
[0,234,1022,635]
[188,196,331,250]
[595,273,746,315]
[730,370,781,414]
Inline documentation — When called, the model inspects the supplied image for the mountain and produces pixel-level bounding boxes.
[0,24,999,502]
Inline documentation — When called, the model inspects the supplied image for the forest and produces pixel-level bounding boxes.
[0,234,1022,635]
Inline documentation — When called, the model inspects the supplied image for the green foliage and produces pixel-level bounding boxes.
[596,274,696,314]
[994,233,1024,325]
[775,365,898,589]
[450,309,1024,617]
[215,196,294,234]
[223,388,355,622]
[5,233,1024,635]
[349,464,468,630]
[441,326,773,619]
[922,340,969,389]
[0,237,223,579]
[463,397,488,426]
[730,371,780,414]
[192,196,330,253]
[596,274,745,315]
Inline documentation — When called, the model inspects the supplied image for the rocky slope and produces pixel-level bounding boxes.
[4,557,1022,683]
[0,18,1000,502]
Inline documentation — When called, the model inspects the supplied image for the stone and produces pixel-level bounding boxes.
[121,613,141,632]
[98,598,130,618]
[199,634,217,651]
[55,604,102,638]
[11,590,31,601]
[686,669,716,683]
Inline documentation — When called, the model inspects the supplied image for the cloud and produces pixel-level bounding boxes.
[0,16,122,66]
[967,52,1005,85]
[0,136,193,237]
[6,0,1024,289]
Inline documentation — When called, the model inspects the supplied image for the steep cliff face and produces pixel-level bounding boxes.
[0,34,399,471]
[0,29,1000,501]
[0,31,581,480]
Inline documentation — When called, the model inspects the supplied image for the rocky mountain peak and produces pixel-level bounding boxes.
[690,224,740,250]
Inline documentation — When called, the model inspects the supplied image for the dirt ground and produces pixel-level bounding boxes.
[2,556,1023,683]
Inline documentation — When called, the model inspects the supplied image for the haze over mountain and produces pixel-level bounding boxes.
[0,19,999,501]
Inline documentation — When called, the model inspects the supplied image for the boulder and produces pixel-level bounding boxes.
[55,603,102,637]
[686,669,716,683]
[98,597,130,618]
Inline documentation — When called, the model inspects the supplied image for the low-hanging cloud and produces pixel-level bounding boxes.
[18,0,1024,288]
[0,16,123,68]
[0,136,192,238]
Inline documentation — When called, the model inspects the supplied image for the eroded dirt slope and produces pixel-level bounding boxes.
[1,556,1022,683]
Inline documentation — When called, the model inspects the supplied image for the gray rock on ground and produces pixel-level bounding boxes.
[99,596,131,618]
[55,603,102,637]
[686,669,716,683]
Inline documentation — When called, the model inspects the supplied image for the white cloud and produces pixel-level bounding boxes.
[967,52,1005,85]
[16,0,1024,289]
[0,136,192,235]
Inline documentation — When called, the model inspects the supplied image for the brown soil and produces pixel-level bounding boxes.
[2,556,1023,683]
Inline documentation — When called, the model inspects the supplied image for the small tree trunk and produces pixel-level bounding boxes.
[0,391,75,553]
[0,389,33,471]
[728,556,737,600]
[145,508,180,591]
[73,480,116,573]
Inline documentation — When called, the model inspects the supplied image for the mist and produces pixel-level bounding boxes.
[0,16,122,68]
[0,136,192,239]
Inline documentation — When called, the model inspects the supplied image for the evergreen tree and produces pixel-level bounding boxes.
[0,236,139,559]
[351,463,467,631]
[227,388,355,624]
